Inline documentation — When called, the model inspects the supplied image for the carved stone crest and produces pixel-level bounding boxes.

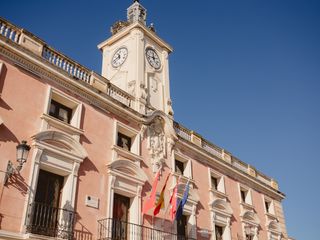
[147,116,166,172]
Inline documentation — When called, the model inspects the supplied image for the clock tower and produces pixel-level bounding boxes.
[98,0,173,115]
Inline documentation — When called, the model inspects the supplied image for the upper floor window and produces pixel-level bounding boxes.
[211,176,218,190]
[49,100,72,123]
[44,87,82,130]
[264,196,275,215]
[246,234,254,240]
[173,153,192,179]
[114,120,140,156]
[175,159,185,175]
[209,169,226,194]
[240,186,252,205]
[117,132,132,151]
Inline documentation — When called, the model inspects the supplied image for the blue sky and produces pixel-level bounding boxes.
[2,0,320,239]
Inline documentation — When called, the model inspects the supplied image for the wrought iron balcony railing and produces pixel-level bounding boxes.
[26,202,76,239]
[98,218,195,240]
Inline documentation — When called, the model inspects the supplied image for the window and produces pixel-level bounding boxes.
[264,196,275,215]
[117,132,132,151]
[49,100,72,123]
[175,159,185,175]
[44,88,82,130]
[215,226,223,240]
[174,153,192,179]
[113,120,140,156]
[246,234,254,240]
[211,176,218,190]
[209,170,225,194]
[265,201,270,213]
[240,186,252,205]
[241,189,247,203]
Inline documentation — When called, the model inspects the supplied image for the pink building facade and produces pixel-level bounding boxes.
[0,2,289,240]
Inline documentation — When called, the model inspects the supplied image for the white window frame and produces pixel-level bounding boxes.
[239,185,253,206]
[263,195,275,215]
[209,169,226,194]
[41,87,83,140]
[111,120,141,163]
[45,87,82,127]
[173,152,192,179]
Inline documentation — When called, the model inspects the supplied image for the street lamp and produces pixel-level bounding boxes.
[4,140,31,185]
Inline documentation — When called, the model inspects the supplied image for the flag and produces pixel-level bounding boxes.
[175,180,190,220]
[169,178,180,222]
[142,170,160,215]
[153,173,170,216]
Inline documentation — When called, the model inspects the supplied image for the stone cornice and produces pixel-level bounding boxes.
[176,138,285,201]
[98,22,173,53]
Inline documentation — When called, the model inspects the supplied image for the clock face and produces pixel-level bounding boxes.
[146,48,161,69]
[111,47,128,67]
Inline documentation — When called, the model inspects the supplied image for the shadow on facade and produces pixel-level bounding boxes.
[0,124,19,143]
[77,157,99,179]
[6,173,31,196]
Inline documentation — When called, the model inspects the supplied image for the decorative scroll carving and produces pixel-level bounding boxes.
[111,21,130,35]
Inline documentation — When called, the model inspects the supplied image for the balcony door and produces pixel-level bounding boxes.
[112,193,130,240]
[30,170,64,236]
[177,215,187,240]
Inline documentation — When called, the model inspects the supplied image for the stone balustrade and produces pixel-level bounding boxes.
[0,17,21,43]
[173,121,275,190]
[42,47,91,83]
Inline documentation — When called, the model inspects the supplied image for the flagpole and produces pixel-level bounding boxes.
[161,174,182,225]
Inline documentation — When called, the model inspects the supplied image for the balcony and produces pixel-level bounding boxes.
[25,202,76,239]
[98,218,195,240]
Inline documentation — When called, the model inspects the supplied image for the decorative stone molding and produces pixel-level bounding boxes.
[143,110,178,173]
[19,30,45,56]
[271,179,279,190]
[90,71,108,93]
[147,116,166,172]
[248,165,257,177]
[32,130,88,161]
[191,131,202,147]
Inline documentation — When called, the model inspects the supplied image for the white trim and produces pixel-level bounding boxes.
[41,87,83,141]
[239,184,253,206]
[106,160,148,225]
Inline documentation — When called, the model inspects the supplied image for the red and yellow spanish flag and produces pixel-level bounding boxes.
[153,173,170,216]
[169,177,180,222]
